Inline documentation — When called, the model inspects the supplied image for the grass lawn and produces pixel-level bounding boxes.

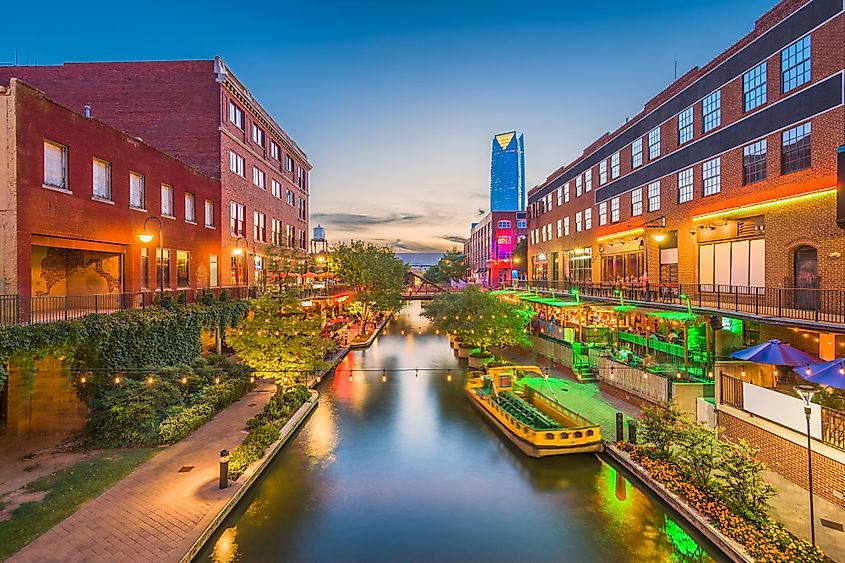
[0,448,157,560]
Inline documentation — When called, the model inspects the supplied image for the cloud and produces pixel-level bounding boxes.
[442,235,467,244]
[310,212,426,231]
[389,240,445,253]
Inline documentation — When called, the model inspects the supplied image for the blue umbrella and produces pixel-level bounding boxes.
[793,357,845,389]
[730,339,820,367]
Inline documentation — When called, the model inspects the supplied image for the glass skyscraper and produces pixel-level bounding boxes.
[490,131,525,211]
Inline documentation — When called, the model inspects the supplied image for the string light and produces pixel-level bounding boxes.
[249,375,255,384]
[805,365,812,376]
[447,369,452,383]
[317,375,322,383]
[147,376,155,385]
[839,365,845,376]
[215,376,221,384]
[114,376,121,385]
[348,373,353,382]
[80,376,86,384]
[181,376,188,385]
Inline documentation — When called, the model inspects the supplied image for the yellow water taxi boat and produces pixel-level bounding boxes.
[465,365,602,457]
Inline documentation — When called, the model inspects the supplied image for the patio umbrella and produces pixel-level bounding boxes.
[730,339,820,366]
[302,272,318,279]
[793,357,845,389]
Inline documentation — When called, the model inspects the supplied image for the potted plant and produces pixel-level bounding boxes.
[468,349,495,368]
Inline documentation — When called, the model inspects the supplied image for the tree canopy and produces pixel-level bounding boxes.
[423,247,465,284]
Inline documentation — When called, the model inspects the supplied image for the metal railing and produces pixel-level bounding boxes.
[821,406,845,452]
[719,373,744,409]
[515,280,845,324]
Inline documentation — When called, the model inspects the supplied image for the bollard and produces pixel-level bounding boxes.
[219,449,230,489]
[627,420,638,445]
[616,412,624,443]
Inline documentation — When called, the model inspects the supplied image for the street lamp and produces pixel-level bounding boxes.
[232,236,247,286]
[794,384,817,546]
[138,217,165,295]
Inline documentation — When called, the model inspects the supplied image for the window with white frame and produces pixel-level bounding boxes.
[585,169,593,192]
[599,202,607,226]
[610,197,620,222]
[556,187,562,206]
[285,154,294,172]
[556,219,562,237]
[205,200,214,227]
[286,189,295,206]
[129,172,145,209]
[743,62,767,112]
[599,161,607,185]
[564,182,570,203]
[272,219,283,245]
[161,183,174,217]
[252,166,265,189]
[517,219,527,228]
[270,141,280,161]
[611,152,620,179]
[542,225,547,242]
[92,158,112,200]
[271,179,281,199]
[563,216,570,236]
[252,124,265,147]
[584,208,592,230]
[632,138,643,168]
[631,188,643,216]
[678,106,693,145]
[229,151,244,176]
[228,102,244,129]
[575,175,583,197]
[781,35,811,93]
[648,127,660,160]
[209,255,218,287]
[703,90,721,132]
[575,211,583,233]
[498,220,511,228]
[647,181,661,211]
[678,168,693,203]
[185,192,196,223]
[703,157,721,196]
[253,211,266,242]
[43,140,68,190]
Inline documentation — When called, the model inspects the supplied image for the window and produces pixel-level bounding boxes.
[286,224,296,247]
[228,102,244,129]
[272,219,283,245]
[541,225,547,242]
[517,219,527,228]
[252,124,265,147]
[156,249,171,290]
[209,255,218,288]
[176,250,190,288]
[286,189,295,206]
[205,200,215,227]
[230,202,245,236]
[92,158,112,200]
[599,202,607,226]
[678,106,693,145]
[556,219,562,238]
[252,167,265,189]
[584,208,592,230]
[699,239,765,288]
[271,179,281,199]
[599,161,607,185]
[648,127,660,160]
[703,90,721,132]
[631,188,643,216]
[632,138,643,168]
[743,139,768,184]
[611,152,620,179]
[140,248,149,290]
[229,151,245,176]
[44,140,68,190]
[297,167,307,190]
[129,172,145,209]
[270,141,280,161]
[564,182,570,203]
[782,35,811,93]
[678,168,693,203]
[743,62,767,112]
[497,220,511,228]
[253,211,266,242]
[575,211,583,233]
[703,157,721,196]
[161,184,174,217]
[298,197,307,221]
[563,217,570,236]
[556,187,562,206]
[585,170,593,192]
[647,181,661,212]
[610,197,620,223]
[575,175,583,197]
[782,122,811,174]
[285,154,294,172]
[185,192,196,223]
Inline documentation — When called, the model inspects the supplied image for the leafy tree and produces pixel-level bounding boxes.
[718,439,775,522]
[328,241,405,334]
[226,291,337,392]
[424,248,465,284]
[638,402,685,460]
[676,420,720,490]
[422,287,533,354]
[513,237,527,274]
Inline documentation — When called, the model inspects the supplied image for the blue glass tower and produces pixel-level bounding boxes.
[490,131,525,211]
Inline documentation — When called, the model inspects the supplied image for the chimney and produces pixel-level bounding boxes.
[84,105,91,119]
[838,145,845,229]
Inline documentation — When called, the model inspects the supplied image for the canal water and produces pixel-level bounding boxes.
[200,301,722,562]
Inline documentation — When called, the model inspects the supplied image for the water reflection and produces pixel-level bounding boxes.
[202,302,722,563]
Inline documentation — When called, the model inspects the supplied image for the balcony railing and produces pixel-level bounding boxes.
[516,280,845,324]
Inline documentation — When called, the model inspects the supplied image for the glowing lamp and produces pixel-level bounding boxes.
[137,233,154,244]
[652,232,667,243]
[232,247,244,256]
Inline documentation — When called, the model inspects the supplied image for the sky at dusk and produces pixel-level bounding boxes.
[4,0,776,251]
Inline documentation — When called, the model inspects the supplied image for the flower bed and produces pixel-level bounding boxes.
[619,442,823,563]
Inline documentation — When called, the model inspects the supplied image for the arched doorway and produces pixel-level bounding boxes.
[794,245,818,310]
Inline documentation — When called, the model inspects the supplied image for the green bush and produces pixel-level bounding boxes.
[486,358,514,368]
[159,403,216,444]
[86,380,183,447]
[228,421,282,480]
[468,350,494,358]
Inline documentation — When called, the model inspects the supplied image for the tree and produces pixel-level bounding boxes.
[638,402,685,460]
[226,291,337,392]
[422,287,534,354]
[423,248,465,284]
[329,241,405,335]
[676,419,720,490]
[718,439,775,522]
[513,237,527,275]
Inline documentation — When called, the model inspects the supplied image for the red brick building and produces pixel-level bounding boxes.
[0,58,312,287]
[0,79,220,299]
[464,211,527,286]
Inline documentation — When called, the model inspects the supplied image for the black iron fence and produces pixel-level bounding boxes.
[821,406,845,452]
[513,280,845,324]
[719,373,744,409]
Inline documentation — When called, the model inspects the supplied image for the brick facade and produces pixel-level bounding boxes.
[464,211,527,286]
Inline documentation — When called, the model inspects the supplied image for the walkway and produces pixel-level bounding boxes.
[10,379,277,563]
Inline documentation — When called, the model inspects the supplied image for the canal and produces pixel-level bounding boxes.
[200,301,723,562]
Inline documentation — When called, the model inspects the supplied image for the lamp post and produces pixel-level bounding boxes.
[137,217,165,295]
[795,384,817,546]
[232,236,248,287]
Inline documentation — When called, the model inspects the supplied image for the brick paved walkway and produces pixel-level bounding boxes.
[10,379,277,563]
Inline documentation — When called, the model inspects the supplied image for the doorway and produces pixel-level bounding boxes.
[793,245,818,311]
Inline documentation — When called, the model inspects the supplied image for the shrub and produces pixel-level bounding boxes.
[486,358,514,368]
[196,378,250,410]
[468,350,494,358]
[159,403,216,444]
[675,420,720,490]
[638,402,684,460]
[718,439,775,523]
[228,421,282,480]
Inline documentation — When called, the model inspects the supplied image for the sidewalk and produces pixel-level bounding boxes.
[9,379,276,563]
